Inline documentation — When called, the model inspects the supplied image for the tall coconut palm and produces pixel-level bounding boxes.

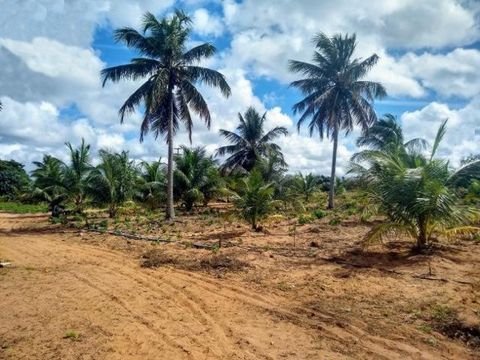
[101,10,231,220]
[350,120,480,249]
[289,33,386,209]
[216,107,288,173]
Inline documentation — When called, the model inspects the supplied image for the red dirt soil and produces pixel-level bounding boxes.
[1,213,479,359]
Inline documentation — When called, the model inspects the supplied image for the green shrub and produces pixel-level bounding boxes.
[329,217,341,226]
[312,209,326,219]
[298,214,313,225]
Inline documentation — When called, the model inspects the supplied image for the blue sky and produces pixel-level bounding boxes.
[0,0,479,174]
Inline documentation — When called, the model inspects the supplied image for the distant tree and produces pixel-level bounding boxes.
[174,146,221,211]
[102,10,231,220]
[289,33,386,209]
[0,159,30,200]
[217,107,288,174]
[88,150,139,217]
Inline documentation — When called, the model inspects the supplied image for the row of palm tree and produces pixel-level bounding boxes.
[28,137,332,219]
[103,10,385,220]
[26,115,479,243]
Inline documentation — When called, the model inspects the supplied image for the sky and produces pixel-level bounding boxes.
[0,0,479,175]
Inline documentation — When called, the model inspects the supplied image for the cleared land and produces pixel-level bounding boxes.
[1,212,479,359]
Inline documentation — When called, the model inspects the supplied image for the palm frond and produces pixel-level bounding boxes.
[185,66,231,97]
[430,119,448,160]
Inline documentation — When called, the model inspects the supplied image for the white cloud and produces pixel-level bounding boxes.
[192,8,224,37]
[401,97,480,166]
[220,0,479,98]
[0,0,175,47]
[399,48,480,98]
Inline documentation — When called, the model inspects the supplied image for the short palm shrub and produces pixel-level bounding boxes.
[174,146,221,211]
[87,150,139,217]
[350,120,480,249]
[232,170,274,230]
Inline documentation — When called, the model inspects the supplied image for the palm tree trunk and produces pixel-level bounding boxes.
[328,128,338,209]
[166,99,175,221]
[417,217,427,249]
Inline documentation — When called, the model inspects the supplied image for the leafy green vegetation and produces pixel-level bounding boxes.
[0,201,47,214]
[0,160,30,200]
[350,119,480,249]
[232,170,275,230]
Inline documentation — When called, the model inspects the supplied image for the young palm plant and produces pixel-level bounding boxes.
[350,120,480,249]
[232,169,275,230]
[63,140,93,213]
[31,155,68,215]
[87,150,139,218]
[101,10,231,220]
[216,107,288,173]
[289,33,386,209]
[138,160,166,209]
[290,173,322,202]
[174,146,221,211]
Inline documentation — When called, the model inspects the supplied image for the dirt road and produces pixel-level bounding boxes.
[0,213,475,359]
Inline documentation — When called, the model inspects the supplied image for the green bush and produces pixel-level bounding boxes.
[312,209,326,219]
[298,214,314,225]
[328,217,341,226]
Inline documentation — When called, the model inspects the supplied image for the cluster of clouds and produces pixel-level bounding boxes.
[0,0,479,175]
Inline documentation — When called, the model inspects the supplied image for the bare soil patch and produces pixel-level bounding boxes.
[1,212,480,359]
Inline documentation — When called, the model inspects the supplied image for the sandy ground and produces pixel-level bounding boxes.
[0,212,479,359]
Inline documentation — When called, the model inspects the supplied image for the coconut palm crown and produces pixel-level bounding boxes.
[216,107,288,174]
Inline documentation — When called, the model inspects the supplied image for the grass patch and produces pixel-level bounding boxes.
[63,330,80,340]
[0,201,48,214]
[426,304,480,348]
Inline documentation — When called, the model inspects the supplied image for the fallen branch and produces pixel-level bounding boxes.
[192,242,215,250]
